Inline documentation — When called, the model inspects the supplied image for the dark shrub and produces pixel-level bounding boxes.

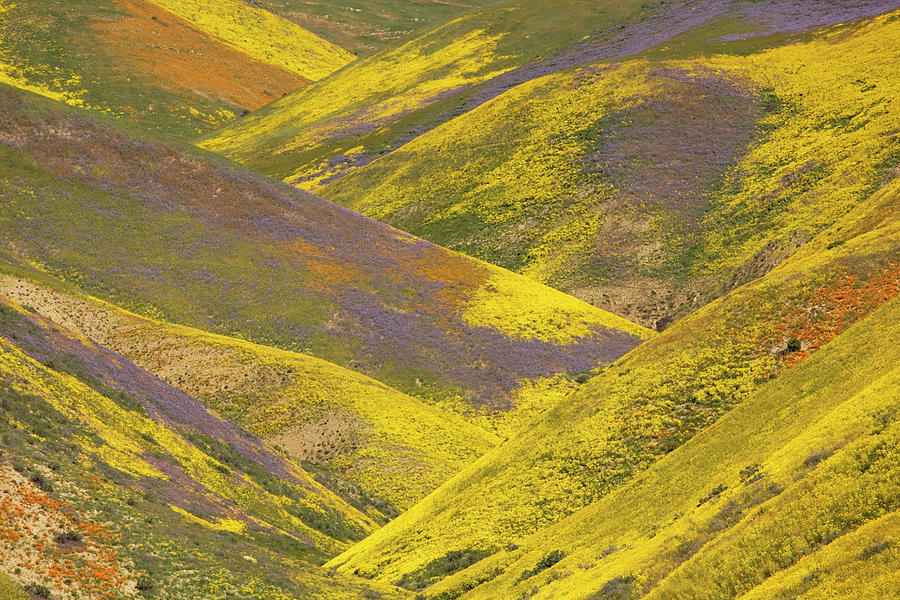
[24,583,52,599]
[53,531,83,548]
[28,472,52,492]
[857,540,891,559]
[520,550,566,580]
[804,450,832,468]
[739,464,764,485]
[697,484,727,506]
[136,576,155,593]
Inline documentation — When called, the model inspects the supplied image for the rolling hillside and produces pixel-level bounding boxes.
[325,169,900,591]
[199,0,896,188]
[145,0,354,78]
[0,84,651,436]
[0,293,408,599]
[198,0,726,177]
[421,294,900,600]
[0,0,350,138]
[319,10,900,329]
[238,0,499,57]
[1,1,896,598]
[0,272,498,515]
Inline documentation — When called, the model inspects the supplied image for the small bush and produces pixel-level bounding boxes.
[28,472,52,492]
[136,576,155,593]
[739,464,759,480]
[786,338,802,353]
[54,531,83,548]
[211,462,231,475]
[24,583,52,599]
[572,371,593,384]
[739,464,764,485]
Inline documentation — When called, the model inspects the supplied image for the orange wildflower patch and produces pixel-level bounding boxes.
[770,263,900,367]
[94,0,309,111]
[0,466,133,600]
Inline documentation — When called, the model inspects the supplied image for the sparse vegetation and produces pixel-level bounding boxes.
[590,575,636,600]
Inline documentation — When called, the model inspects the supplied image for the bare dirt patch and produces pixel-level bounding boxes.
[270,409,369,464]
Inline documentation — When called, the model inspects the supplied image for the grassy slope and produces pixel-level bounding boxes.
[319,10,900,330]
[0,296,410,600]
[0,272,498,515]
[198,0,894,186]
[731,512,899,600]
[424,295,899,600]
[237,0,498,57]
[198,0,699,176]
[325,168,900,589]
[146,0,354,79]
[0,0,339,138]
[0,84,650,434]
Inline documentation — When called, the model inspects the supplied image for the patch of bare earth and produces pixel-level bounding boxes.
[270,409,369,464]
